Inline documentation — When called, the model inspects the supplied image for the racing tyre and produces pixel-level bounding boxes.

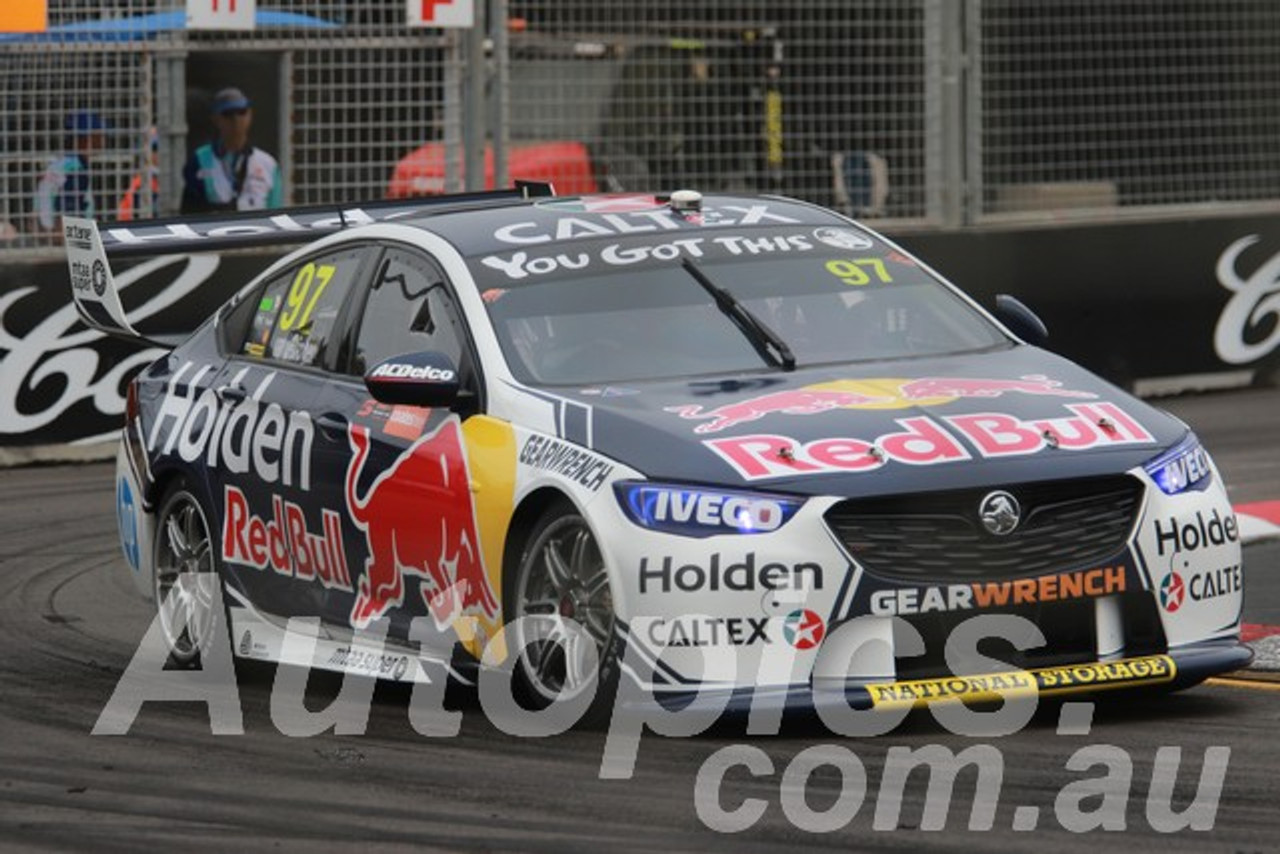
[509,504,620,727]
[153,479,227,668]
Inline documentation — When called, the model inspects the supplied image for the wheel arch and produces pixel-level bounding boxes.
[149,467,230,668]
[143,463,224,591]
[497,484,621,723]
[146,461,218,521]
[501,486,577,617]
[145,466,184,511]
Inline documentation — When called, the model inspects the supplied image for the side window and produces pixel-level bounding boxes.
[353,248,467,375]
[240,247,365,369]
[220,281,266,354]
[241,274,286,358]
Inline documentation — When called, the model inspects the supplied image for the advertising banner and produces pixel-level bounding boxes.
[0,251,279,460]
[897,216,1280,391]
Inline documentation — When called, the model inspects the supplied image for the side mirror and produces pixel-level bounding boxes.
[364,351,461,407]
[994,294,1049,347]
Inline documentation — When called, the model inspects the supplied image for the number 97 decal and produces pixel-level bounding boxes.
[825,258,893,286]
[279,262,337,332]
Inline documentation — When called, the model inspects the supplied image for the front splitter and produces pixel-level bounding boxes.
[641,640,1253,716]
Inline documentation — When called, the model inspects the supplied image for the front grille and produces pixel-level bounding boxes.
[824,475,1143,582]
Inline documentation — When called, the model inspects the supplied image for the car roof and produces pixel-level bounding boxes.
[398,192,851,258]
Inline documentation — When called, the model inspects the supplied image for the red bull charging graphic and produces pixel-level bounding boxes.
[345,419,500,631]
[665,375,1097,434]
[666,389,893,435]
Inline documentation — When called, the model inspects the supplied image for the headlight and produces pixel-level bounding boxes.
[1143,433,1213,496]
[614,481,804,537]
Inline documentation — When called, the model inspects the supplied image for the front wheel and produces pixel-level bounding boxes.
[510,505,619,725]
[152,479,224,667]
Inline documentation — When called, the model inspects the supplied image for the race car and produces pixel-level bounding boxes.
[66,185,1250,723]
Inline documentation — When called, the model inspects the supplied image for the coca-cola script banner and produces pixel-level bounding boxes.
[896,215,1280,385]
[1,214,1277,456]
[0,252,280,453]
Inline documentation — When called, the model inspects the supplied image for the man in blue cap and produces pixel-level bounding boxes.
[34,111,107,231]
[181,87,283,213]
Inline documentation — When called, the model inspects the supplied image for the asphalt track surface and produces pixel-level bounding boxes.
[1,386,1277,852]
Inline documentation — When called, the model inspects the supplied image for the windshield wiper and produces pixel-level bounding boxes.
[679,258,796,371]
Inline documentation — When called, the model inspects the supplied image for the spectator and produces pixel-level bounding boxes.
[34,111,106,231]
[181,87,282,212]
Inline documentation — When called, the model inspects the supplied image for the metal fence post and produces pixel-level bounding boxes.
[924,0,966,228]
[490,0,509,190]
[278,51,294,207]
[155,50,187,217]
[964,0,983,223]
[464,0,488,191]
[444,30,462,193]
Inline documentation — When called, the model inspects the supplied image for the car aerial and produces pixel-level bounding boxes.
[65,184,1249,723]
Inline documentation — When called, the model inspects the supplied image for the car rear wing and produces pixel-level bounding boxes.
[94,182,554,258]
[64,182,555,344]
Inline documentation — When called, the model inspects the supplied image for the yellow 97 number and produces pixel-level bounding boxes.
[278,262,336,332]
[825,258,893,286]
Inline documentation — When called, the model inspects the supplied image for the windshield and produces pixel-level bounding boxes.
[471,226,1008,386]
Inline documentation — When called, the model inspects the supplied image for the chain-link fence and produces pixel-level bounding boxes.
[4,1,1280,253]
[495,2,932,220]
[1,0,453,251]
[973,0,1280,220]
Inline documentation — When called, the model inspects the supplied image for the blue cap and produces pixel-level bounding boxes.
[212,87,251,114]
[66,111,108,134]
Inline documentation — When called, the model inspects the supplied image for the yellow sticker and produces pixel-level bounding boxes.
[1034,655,1175,694]
[868,654,1176,710]
[869,671,1038,709]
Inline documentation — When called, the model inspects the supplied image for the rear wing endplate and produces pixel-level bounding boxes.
[64,216,162,344]
[64,182,555,344]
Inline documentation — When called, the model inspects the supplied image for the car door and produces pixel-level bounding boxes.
[314,243,499,655]
[214,243,376,622]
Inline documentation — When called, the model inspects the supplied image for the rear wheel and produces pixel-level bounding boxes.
[510,505,619,724]
[153,480,223,667]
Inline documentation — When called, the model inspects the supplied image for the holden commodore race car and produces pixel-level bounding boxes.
[65,185,1249,723]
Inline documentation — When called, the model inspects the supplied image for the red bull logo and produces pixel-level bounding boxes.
[345,419,499,630]
[665,375,1096,434]
[708,403,1154,481]
[223,486,353,592]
